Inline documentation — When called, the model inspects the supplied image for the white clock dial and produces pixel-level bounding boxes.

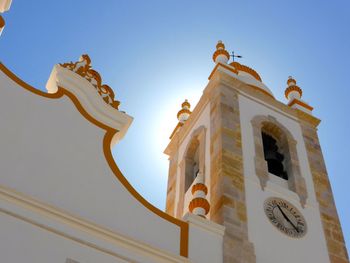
[264,197,307,238]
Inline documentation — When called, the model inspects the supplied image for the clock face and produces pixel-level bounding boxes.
[264,197,307,238]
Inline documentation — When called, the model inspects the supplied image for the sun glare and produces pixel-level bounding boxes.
[150,81,204,176]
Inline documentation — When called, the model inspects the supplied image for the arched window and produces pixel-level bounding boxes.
[251,115,308,207]
[184,140,200,192]
[182,126,206,193]
[261,132,288,180]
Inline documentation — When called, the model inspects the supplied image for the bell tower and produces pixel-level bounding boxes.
[164,41,349,263]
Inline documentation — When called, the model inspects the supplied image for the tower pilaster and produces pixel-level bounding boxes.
[208,84,256,263]
[298,112,349,263]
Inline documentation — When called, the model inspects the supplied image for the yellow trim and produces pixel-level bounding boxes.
[229,61,262,82]
[247,84,275,99]
[169,122,183,139]
[288,98,313,111]
[0,62,189,258]
[208,63,274,99]
[208,63,238,80]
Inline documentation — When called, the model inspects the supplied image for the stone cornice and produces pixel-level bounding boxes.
[296,109,321,128]
[206,68,321,127]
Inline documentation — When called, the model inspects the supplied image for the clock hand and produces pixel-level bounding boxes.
[277,205,299,233]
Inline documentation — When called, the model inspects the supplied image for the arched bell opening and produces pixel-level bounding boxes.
[261,132,288,180]
[184,140,200,192]
[251,115,308,207]
[183,126,206,194]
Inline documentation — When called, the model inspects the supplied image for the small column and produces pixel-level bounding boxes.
[212,40,230,64]
[188,172,210,218]
[285,76,313,114]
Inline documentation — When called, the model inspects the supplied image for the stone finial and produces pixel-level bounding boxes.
[188,173,210,218]
[285,76,313,114]
[212,40,230,64]
[285,76,302,100]
[177,99,191,123]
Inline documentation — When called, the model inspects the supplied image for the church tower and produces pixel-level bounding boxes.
[164,41,349,263]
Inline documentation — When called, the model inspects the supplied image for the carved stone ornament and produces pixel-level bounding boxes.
[60,54,120,110]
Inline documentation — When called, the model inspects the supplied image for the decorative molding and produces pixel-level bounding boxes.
[296,109,321,127]
[288,98,314,111]
[229,61,262,82]
[59,55,120,110]
[251,115,308,207]
[46,64,133,145]
[208,63,274,99]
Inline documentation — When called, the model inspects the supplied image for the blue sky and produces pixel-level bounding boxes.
[1,0,349,253]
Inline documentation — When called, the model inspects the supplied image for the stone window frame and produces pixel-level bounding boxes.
[251,115,307,207]
[183,125,207,192]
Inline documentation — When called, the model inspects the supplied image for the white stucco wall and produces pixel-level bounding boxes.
[238,94,330,263]
[184,213,225,263]
[0,68,184,258]
[0,190,188,263]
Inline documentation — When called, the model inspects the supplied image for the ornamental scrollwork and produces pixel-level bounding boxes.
[60,54,120,110]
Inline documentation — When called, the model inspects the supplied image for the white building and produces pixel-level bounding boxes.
[0,2,348,262]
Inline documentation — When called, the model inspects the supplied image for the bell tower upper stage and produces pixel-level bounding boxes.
[164,41,349,263]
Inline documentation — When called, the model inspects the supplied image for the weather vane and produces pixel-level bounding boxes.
[230,51,242,62]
